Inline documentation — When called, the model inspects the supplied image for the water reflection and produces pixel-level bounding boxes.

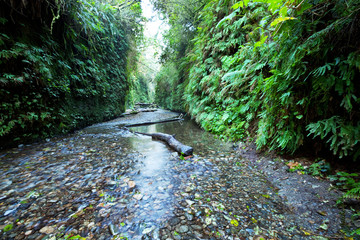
[104,124,173,238]
[132,125,170,175]
[119,120,232,238]
[133,117,232,154]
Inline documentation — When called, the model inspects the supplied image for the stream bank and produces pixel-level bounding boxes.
[0,109,357,239]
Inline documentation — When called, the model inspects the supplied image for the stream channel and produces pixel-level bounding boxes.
[0,109,351,239]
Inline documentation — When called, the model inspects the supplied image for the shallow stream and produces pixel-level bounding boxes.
[0,110,351,239]
[0,110,232,239]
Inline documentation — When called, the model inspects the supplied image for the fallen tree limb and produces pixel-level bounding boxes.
[133,131,193,156]
[124,117,183,128]
[120,110,139,117]
[135,103,157,108]
[139,109,157,112]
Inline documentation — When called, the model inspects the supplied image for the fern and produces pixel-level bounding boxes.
[0,0,142,147]
[216,11,237,29]
[307,117,360,158]
[342,185,360,200]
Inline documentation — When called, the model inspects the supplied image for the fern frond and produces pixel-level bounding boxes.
[342,185,360,200]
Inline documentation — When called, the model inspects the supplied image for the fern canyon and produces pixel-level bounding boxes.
[1,0,360,239]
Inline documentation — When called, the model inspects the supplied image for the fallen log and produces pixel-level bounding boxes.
[135,103,157,108]
[134,131,193,156]
[124,117,183,128]
[120,110,139,117]
[139,108,157,112]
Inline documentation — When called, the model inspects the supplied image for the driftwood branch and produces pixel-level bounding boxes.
[134,131,193,156]
[124,118,183,128]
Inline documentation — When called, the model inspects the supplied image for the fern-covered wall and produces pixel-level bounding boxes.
[0,0,142,148]
[151,0,206,111]
[154,62,185,111]
[179,0,360,160]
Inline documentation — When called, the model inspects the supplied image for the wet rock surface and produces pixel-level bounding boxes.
[0,110,352,239]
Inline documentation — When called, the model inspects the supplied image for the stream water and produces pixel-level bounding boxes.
[0,110,352,239]
[0,110,232,239]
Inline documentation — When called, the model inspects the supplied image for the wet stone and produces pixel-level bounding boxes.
[176,225,189,233]
[39,226,55,234]
[184,212,193,221]
[169,217,180,225]
[109,224,120,235]
[191,225,202,230]
[107,180,117,186]
[142,226,154,234]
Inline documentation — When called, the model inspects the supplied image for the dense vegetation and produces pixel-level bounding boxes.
[128,72,151,105]
[0,0,143,148]
[155,0,360,161]
[154,62,184,111]
[153,0,206,111]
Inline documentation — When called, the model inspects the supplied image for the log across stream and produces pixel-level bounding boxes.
[123,116,193,156]
[123,117,183,128]
[133,131,193,156]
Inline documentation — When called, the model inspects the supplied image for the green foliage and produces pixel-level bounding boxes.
[0,0,143,147]
[306,160,331,177]
[329,172,360,197]
[181,0,360,160]
[127,73,151,106]
[307,117,360,159]
[154,62,184,111]
[328,169,360,229]
[184,0,268,141]
[152,0,207,111]
[329,171,360,236]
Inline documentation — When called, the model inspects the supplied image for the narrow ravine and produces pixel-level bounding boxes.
[0,109,352,239]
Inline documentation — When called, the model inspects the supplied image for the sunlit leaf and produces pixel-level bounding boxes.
[270,17,296,27]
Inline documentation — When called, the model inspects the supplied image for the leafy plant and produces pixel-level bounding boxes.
[329,171,360,237]
[329,172,359,190]
[329,172,360,204]
[306,159,331,177]
[287,162,305,173]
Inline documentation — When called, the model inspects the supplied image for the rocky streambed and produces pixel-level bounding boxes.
[0,109,356,239]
